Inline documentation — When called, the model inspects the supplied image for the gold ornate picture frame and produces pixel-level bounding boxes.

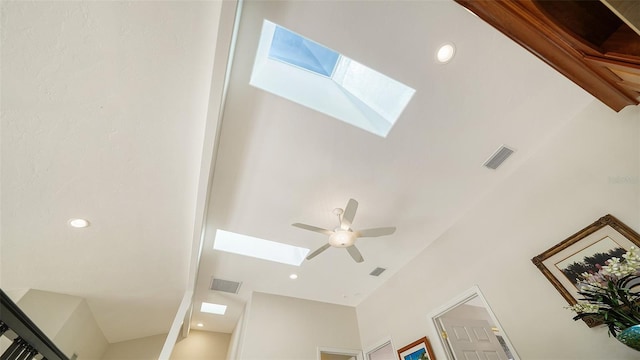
[532,214,640,327]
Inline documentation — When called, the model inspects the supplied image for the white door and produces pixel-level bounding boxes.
[440,318,509,360]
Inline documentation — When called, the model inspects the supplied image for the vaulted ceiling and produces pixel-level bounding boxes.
[2,0,597,343]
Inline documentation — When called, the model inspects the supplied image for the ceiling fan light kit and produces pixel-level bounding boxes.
[329,231,357,247]
[292,198,396,263]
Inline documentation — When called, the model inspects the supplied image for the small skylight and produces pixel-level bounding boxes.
[213,229,310,266]
[251,20,415,138]
[201,302,227,315]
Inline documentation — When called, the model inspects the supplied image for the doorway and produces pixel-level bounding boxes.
[365,340,395,360]
[429,286,519,360]
[318,346,363,360]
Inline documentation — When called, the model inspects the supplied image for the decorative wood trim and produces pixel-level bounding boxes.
[454,0,640,112]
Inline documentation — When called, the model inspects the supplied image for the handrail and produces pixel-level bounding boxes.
[0,289,69,360]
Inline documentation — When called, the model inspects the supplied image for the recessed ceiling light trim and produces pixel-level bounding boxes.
[68,218,90,228]
[213,229,309,266]
[436,43,456,64]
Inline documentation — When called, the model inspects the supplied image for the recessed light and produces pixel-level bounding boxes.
[289,274,298,280]
[436,43,456,63]
[196,323,204,327]
[68,218,90,228]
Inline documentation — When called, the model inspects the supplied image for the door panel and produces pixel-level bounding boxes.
[441,318,509,360]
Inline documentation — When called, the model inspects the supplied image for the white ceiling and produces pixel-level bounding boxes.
[1,0,596,344]
[191,0,593,333]
[1,1,222,342]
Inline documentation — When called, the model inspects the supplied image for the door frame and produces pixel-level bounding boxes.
[317,346,364,360]
[364,338,395,360]
[427,285,520,360]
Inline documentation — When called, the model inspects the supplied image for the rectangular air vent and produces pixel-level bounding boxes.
[369,267,387,277]
[210,278,242,294]
[484,145,514,170]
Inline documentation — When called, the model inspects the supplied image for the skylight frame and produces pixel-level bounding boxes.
[213,229,310,266]
[250,20,416,138]
[200,302,227,315]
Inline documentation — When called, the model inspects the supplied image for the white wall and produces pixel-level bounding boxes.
[55,300,110,360]
[171,330,230,360]
[16,289,108,360]
[356,100,640,359]
[100,334,166,360]
[101,330,230,360]
[239,292,361,360]
[226,307,246,360]
[17,289,82,338]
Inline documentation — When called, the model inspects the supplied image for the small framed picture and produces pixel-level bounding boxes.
[531,214,640,327]
[397,337,435,360]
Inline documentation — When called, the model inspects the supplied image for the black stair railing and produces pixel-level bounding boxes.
[0,289,69,360]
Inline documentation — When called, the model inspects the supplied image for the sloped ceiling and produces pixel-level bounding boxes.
[191,0,594,333]
[1,1,222,342]
[1,0,597,343]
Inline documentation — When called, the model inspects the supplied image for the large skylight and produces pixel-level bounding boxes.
[250,20,415,138]
[213,229,310,266]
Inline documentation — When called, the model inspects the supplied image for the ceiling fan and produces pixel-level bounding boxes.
[292,199,396,263]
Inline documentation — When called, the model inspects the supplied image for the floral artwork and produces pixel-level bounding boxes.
[532,214,640,327]
[556,236,625,287]
[567,246,640,336]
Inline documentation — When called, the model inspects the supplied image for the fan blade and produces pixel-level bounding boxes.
[346,245,364,263]
[357,227,396,238]
[306,243,331,260]
[341,199,358,229]
[292,223,334,236]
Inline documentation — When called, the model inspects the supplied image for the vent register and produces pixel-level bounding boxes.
[484,145,514,170]
[210,278,242,294]
[370,267,386,276]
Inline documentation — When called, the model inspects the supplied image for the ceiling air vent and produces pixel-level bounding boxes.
[483,145,515,170]
[369,267,387,277]
[210,278,242,294]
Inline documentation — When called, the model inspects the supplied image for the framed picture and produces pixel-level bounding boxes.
[531,214,640,327]
[397,337,435,360]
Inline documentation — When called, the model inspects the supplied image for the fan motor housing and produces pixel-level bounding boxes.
[329,230,357,247]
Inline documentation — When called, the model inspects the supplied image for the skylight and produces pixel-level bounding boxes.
[250,21,415,138]
[201,302,227,315]
[213,229,310,266]
[268,26,339,77]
